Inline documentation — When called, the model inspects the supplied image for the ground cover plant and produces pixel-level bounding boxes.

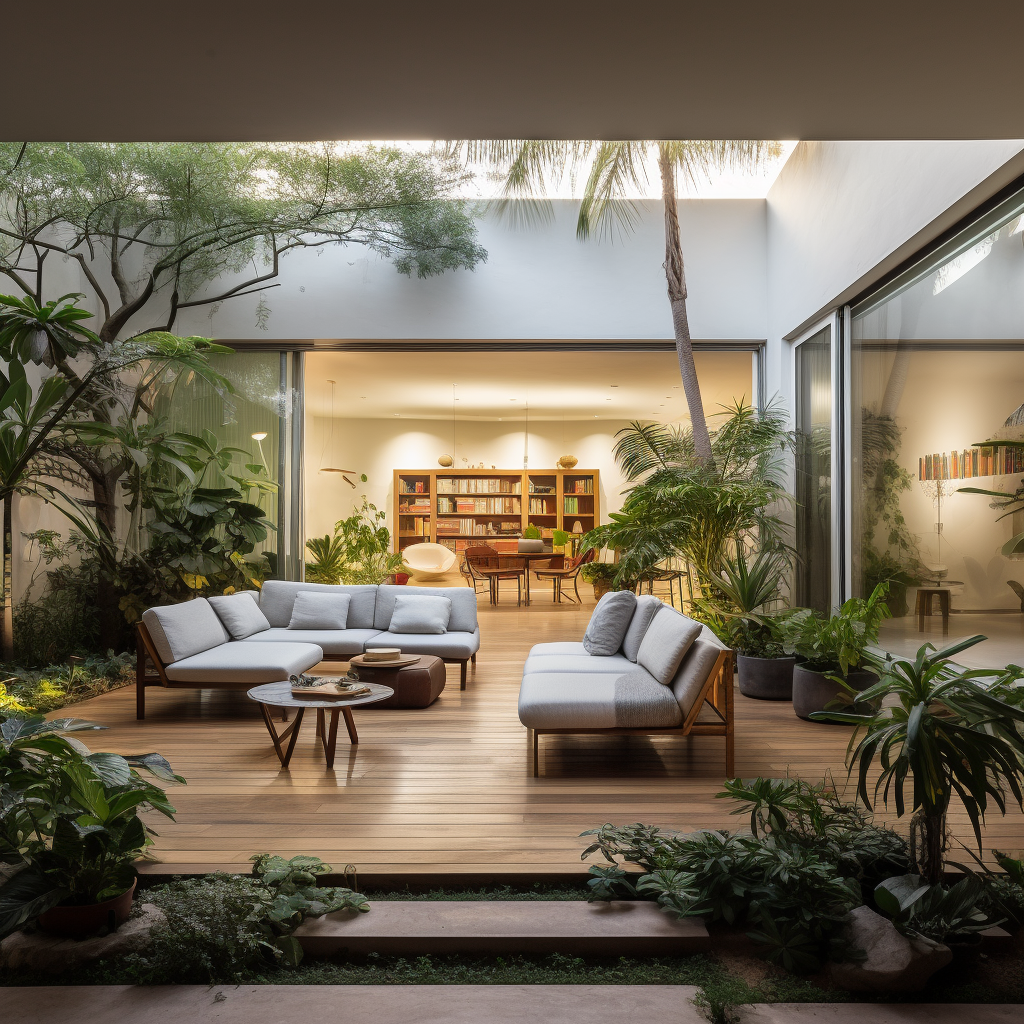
[0,653,134,716]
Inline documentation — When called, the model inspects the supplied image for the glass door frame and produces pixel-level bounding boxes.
[791,310,848,611]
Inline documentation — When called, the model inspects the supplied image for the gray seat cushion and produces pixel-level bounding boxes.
[528,642,589,657]
[289,591,351,630]
[582,590,637,656]
[518,667,683,730]
[364,629,480,659]
[636,607,702,685]
[523,652,634,675]
[260,581,378,629]
[374,585,478,633]
[518,673,618,729]
[621,595,664,662]
[208,592,271,640]
[245,627,384,660]
[143,599,230,664]
[164,640,323,683]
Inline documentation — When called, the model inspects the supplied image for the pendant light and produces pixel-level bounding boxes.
[319,379,356,486]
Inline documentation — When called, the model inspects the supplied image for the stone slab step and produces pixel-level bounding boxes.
[295,899,709,956]
[4,985,707,1024]
[738,1005,1020,1024]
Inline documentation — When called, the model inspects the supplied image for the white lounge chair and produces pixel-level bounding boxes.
[402,542,457,581]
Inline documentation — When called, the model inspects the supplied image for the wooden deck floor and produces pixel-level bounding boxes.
[63,591,1024,876]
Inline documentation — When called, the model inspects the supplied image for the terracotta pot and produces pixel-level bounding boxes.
[592,580,611,601]
[737,655,795,700]
[393,573,410,585]
[37,879,136,938]
[793,666,877,721]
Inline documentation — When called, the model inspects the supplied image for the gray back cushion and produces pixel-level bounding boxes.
[142,599,231,664]
[260,581,378,628]
[636,607,702,685]
[375,585,478,633]
[208,591,271,640]
[671,625,727,716]
[289,591,351,630]
[621,595,664,662]
[389,595,452,634]
[582,590,637,657]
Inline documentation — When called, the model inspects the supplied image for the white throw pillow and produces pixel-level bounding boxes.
[208,591,271,640]
[288,591,351,630]
[389,595,452,634]
[621,595,663,662]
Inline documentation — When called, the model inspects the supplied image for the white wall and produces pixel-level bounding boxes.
[764,140,1024,398]
[174,200,768,342]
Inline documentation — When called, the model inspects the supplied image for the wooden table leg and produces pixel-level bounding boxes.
[259,704,304,768]
[941,590,950,636]
[342,706,358,744]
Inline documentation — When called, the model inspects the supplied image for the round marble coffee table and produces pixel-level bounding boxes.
[247,680,394,769]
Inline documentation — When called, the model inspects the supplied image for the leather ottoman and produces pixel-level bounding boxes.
[353,654,446,708]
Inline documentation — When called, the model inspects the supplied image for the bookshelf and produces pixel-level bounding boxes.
[393,468,600,553]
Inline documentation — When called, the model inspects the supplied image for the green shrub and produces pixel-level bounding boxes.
[0,654,134,714]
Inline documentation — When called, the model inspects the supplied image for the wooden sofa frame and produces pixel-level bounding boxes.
[525,648,734,777]
[135,623,475,719]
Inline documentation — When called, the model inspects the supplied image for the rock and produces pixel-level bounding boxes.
[830,905,952,993]
[0,903,167,974]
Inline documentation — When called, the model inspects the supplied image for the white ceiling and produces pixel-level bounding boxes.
[7,3,1024,141]
[304,349,754,423]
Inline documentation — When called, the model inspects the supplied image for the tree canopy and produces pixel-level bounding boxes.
[0,142,486,340]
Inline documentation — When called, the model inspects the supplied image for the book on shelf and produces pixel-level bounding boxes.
[570,478,594,494]
[919,444,1024,480]
[564,496,580,514]
[436,477,522,494]
[438,496,521,514]
[399,479,429,494]
[528,497,553,514]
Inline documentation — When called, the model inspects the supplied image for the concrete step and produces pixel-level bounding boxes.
[738,1005,1019,1024]
[5,985,706,1024]
[295,899,709,956]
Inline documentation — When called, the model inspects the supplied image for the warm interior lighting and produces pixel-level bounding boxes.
[319,379,356,484]
[250,431,268,441]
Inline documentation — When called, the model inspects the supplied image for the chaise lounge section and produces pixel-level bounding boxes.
[518,594,733,775]
[136,581,481,719]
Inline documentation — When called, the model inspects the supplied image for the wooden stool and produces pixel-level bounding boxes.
[916,587,951,635]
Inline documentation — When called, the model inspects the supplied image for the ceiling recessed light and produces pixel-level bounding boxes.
[594,415,598,418]
[610,385,619,388]
[394,413,400,417]
[672,385,679,389]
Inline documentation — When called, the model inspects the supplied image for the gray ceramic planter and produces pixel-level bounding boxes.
[792,665,877,721]
[737,654,796,700]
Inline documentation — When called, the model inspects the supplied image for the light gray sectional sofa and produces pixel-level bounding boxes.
[518,594,734,776]
[136,581,480,719]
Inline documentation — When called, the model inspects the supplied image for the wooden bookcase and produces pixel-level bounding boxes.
[393,468,600,553]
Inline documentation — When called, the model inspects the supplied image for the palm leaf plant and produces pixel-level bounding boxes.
[713,546,791,656]
[813,635,1024,884]
[584,401,791,595]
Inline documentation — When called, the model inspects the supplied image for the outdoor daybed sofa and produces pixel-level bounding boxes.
[135,581,480,718]
[518,593,733,776]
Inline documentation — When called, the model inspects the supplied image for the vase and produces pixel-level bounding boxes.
[37,879,136,938]
[737,655,796,700]
[792,666,877,721]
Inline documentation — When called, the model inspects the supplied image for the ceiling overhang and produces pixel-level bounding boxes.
[9,2,1024,142]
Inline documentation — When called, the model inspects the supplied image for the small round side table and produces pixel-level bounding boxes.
[247,680,394,769]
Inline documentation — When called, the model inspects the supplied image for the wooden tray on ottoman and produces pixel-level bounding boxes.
[349,653,422,669]
[349,654,446,709]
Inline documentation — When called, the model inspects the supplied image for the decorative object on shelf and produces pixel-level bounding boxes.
[558,455,578,469]
[319,379,357,485]
[438,454,454,467]
[918,478,959,579]
[572,521,583,534]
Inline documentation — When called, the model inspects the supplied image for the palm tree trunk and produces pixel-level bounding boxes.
[2,493,13,662]
[658,146,715,468]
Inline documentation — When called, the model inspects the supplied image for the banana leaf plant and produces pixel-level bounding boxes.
[812,635,1024,884]
[0,713,184,937]
[958,437,1024,556]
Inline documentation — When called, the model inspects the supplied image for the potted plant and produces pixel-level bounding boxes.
[552,528,570,557]
[523,524,542,541]
[814,635,1024,884]
[580,561,618,601]
[781,582,890,720]
[0,714,183,939]
[716,547,795,700]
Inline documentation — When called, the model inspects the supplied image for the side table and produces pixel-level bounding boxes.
[247,680,394,769]
[348,653,446,708]
[915,581,962,636]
